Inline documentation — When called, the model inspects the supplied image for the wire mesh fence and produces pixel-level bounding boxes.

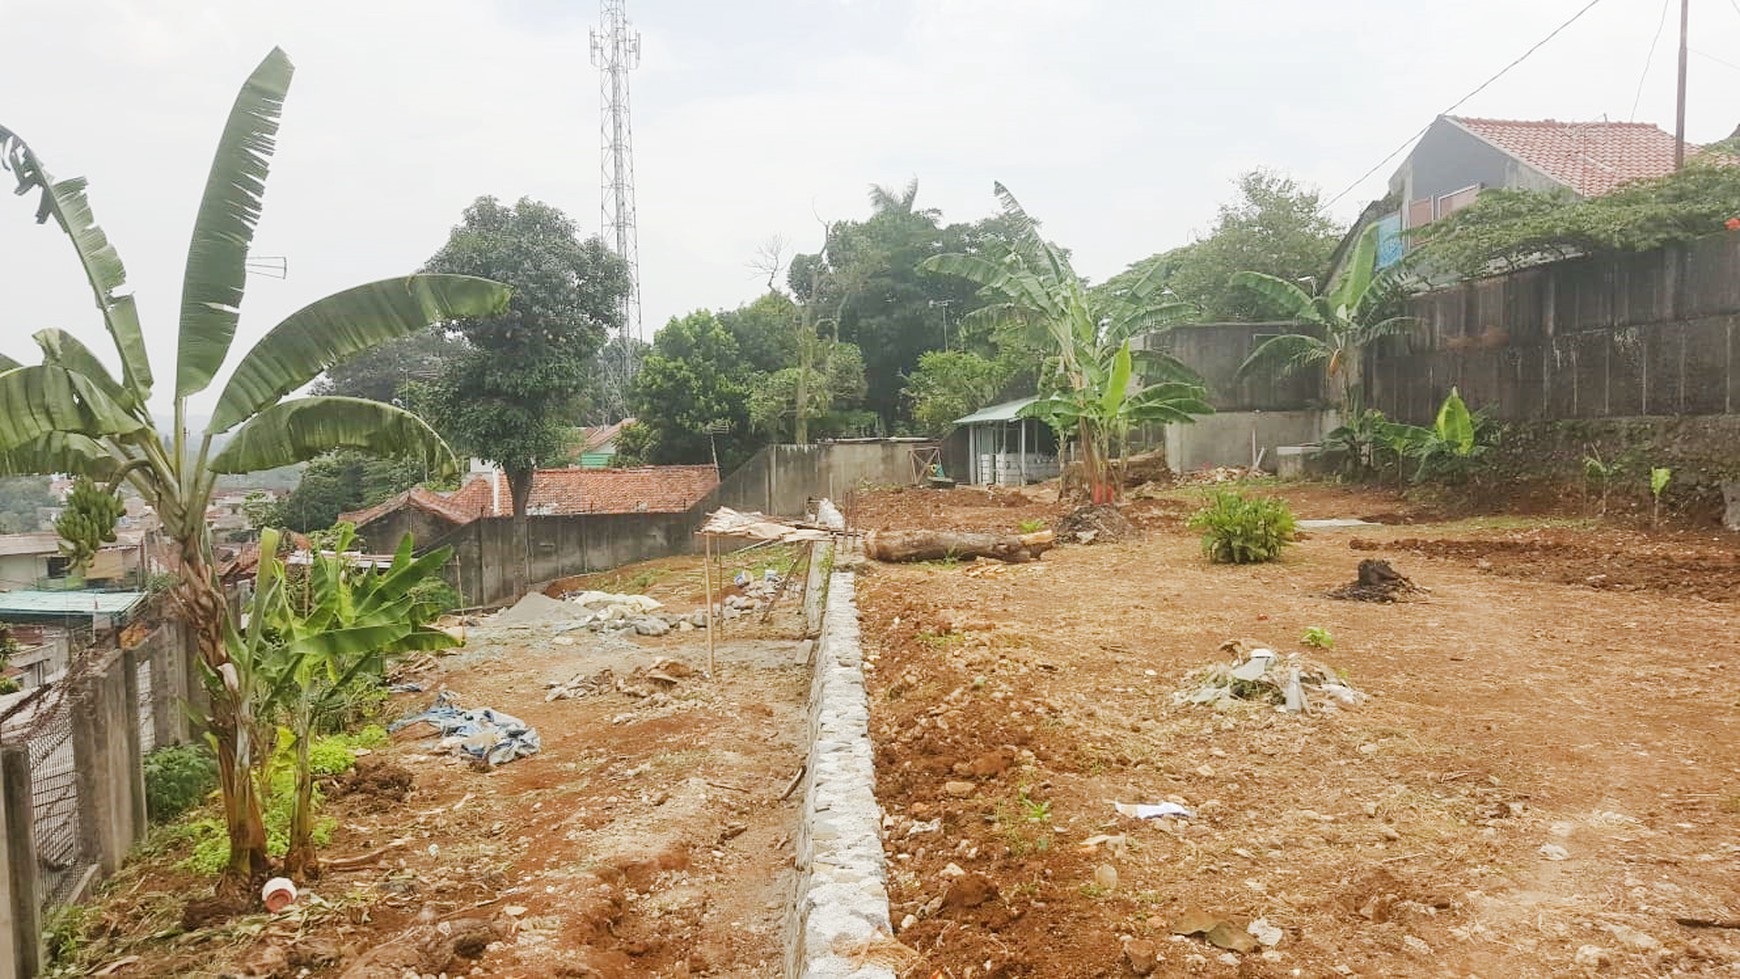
[1,620,182,918]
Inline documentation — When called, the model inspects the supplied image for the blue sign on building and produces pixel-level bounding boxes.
[1375,213,1404,270]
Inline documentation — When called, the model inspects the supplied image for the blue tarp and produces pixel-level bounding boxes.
[389,692,541,767]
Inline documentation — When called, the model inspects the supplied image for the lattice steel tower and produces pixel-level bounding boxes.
[591,0,643,420]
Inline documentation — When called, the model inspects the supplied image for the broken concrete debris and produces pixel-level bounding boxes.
[545,658,696,701]
[1175,638,1365,712]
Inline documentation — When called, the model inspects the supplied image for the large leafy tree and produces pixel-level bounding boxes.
[621,310,757,470]
[1105,170,1342,321]
[419,197,630,595]
[788,181,1016,428]
[902,350,1017,436]
[1232,223,1416,409]
[922,184,1212,502]
[263,449,430,533]
[0,50,508,888]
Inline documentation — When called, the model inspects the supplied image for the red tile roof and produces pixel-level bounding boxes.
[338,465,719,528]
[1448,116,1703,198]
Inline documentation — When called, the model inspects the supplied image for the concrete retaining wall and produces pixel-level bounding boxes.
[1165,409,1337,472]
[786,555,896,979]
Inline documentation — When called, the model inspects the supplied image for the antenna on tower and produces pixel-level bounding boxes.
[591,0,643,422]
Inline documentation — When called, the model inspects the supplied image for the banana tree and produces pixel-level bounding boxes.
[1019,340,1213,501]
[1231,223,1417,410]
[920,183,1210,502]
[0,49,509,888]
[253,526,458,877]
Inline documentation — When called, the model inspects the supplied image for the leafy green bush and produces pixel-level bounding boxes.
[1188,490,1296,564]
[143,744,219,824]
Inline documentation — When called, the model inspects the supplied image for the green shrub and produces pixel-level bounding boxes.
[143,744,219,824]
[1188,490,1296,564]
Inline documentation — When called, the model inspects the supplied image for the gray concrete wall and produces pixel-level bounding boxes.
[1165,410,1336,473]
[1151,323,1327,411]
[443,442,928,607]
[1370,233,1740,424]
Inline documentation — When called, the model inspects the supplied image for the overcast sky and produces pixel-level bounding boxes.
[3,0,1738,414]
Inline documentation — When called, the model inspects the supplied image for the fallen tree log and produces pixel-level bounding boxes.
[866,529,1054,564]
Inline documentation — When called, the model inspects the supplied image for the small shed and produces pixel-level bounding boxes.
[953,398,1060,487]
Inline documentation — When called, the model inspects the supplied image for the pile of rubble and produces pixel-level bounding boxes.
[545,657,696,701]
[556,589,694,636]
[718,569,785,619]
[1174,639,1364,713]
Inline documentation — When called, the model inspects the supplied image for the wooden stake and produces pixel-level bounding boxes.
[703,534,716,678]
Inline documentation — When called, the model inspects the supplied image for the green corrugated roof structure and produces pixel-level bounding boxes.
[954,397,1039,426]
[0,590,147,621]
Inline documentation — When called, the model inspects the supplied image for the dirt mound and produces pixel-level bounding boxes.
[1055,504,1137,544]
[336,755,414,806]
[1353,531,1740,602]
[1328,559,1425,602]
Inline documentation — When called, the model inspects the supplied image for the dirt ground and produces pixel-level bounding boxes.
[66,548,812,978]
[853,481,1740,977]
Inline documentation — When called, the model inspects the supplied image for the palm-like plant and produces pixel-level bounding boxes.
[0,49,508,887]
[252,526,458,877]
[1231,223,1416,410]
[920,183,1211,502]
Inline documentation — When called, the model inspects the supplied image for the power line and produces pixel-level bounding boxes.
[1690,47,1740,72]
[1631,0,1673,120]
[1324,0,1609,209]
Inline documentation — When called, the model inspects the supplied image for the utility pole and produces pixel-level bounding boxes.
[1675,0,1689,170]
[591,0,643,421]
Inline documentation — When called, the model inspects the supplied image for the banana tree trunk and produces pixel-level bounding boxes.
[283,705,318,879]
[176,542,270,893]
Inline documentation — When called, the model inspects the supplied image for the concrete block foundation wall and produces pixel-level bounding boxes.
[786,553,897,979]
[1165,410,1337,473]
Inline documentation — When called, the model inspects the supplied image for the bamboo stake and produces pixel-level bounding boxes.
[703,533,716,677]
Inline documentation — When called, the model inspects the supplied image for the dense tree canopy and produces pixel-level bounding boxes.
[419,196,629,502]
[619,310,756,470]
[786,181,1025,428]
[1104,170,1342,321]
[0,476,54,534]
[255,450,430,533]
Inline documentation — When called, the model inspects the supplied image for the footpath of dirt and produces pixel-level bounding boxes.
[63,554,811,979]
[855,482,1740,978]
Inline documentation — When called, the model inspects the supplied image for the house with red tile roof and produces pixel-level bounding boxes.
[337,464,720,552]
[1374,115,1711,262]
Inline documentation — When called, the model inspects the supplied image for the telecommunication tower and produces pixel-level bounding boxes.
[590,0,643,420]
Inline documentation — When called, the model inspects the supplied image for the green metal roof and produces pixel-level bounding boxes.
[954,397,1039,426]
[0,590,147,617]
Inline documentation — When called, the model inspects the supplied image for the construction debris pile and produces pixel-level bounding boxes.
[545,657,696,701]
[1328,558,1426,602]
[719,569,785,618]
[1175,639,1365,713]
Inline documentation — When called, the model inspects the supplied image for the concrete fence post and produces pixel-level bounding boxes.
[148,622,186,747]
[71,652,135,875]
[2,745,42,979]
[120,648,148,844]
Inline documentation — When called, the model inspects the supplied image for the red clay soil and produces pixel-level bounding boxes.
[59,552,810,978]
[856,482,1740,977]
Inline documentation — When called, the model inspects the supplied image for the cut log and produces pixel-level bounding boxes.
[866,529,1054,564]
